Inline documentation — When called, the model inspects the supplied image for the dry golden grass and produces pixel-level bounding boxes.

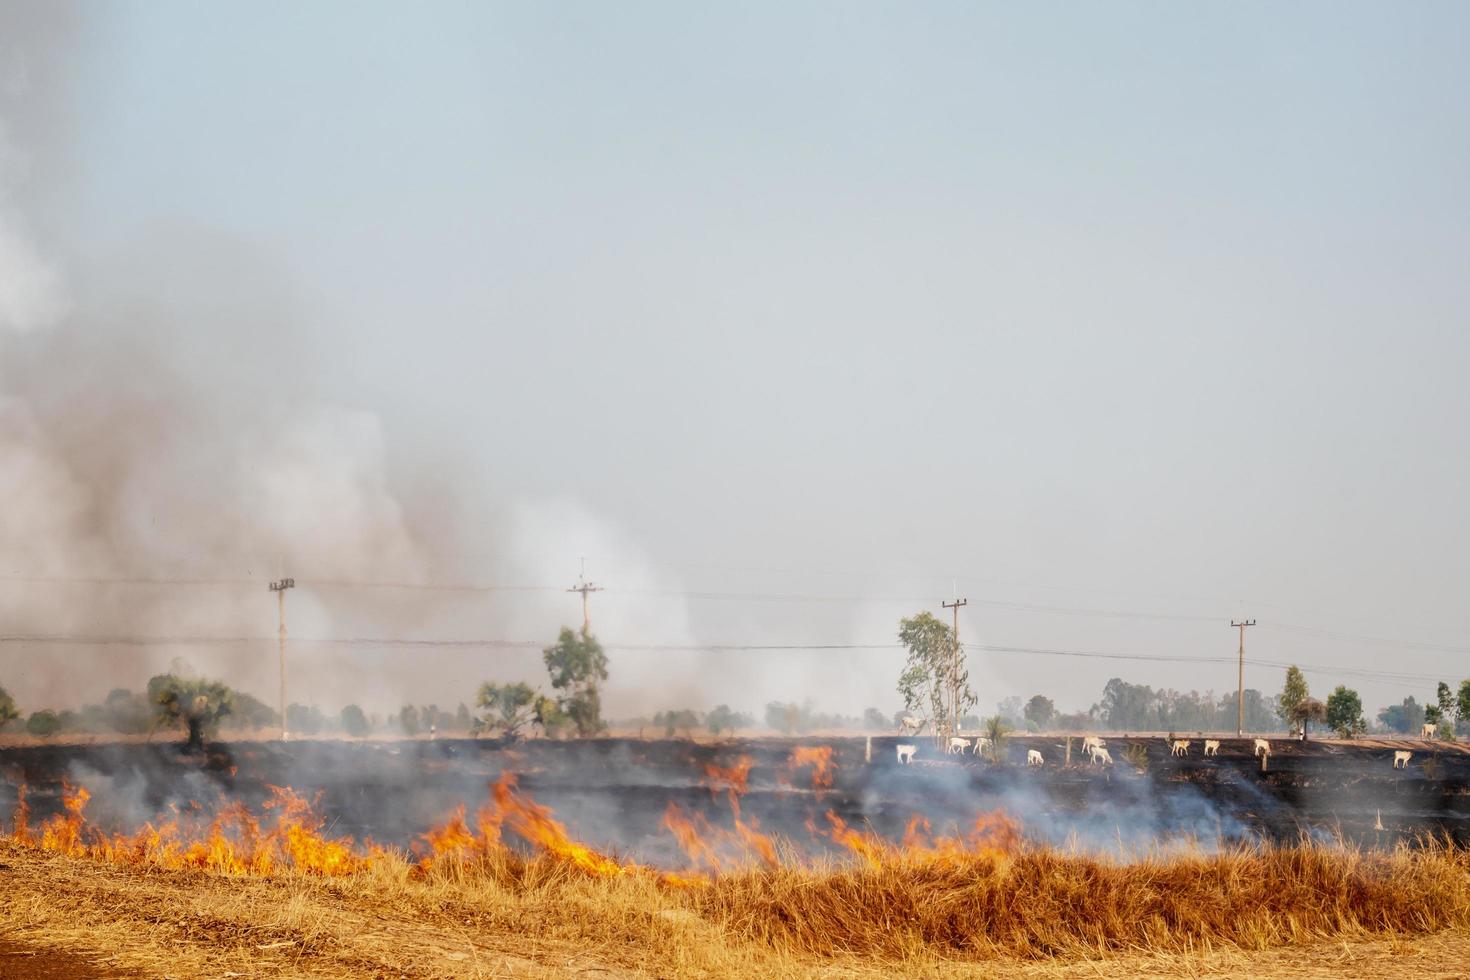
[2,831,1468,978]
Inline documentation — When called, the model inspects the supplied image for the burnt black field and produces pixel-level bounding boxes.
[2,734,1467,864]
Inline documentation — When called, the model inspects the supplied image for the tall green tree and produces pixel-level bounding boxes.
[1278,667,1309,732]
[475,681,538,739]
[0,686,20,728]
[897,611,974,738]
[339,704,370,737]
[1325,685,1365,739]
[148,674,233,752]
[1459,680,1470,732]
[542,628,609,737]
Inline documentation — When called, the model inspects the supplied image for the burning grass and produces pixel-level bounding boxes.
[6,772,1470,973]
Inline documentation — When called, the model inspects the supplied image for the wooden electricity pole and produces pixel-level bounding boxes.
[270,578,295,741]
[1231,619,1256,737]
[567,559,602,634]
[942,598,968,739]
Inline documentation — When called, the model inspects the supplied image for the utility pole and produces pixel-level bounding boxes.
[1231,619,1256,737]
[270,578,295,741]
[942,598,968,740]
[567,558,602,634]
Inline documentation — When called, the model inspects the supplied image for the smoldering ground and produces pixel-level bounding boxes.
[2,735,1466,870]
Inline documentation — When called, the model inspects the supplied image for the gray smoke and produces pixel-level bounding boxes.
[0,5,721,719]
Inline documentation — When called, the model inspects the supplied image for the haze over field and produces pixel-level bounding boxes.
[1,2,1468,719]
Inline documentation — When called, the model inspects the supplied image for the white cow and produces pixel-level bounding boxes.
[1203,739,1220,757]
[1170,740,1191,757]
[1393,750,1411,769]
[896,744,917,765]
[1027,749,1044,766]
[947,737,971,755]
[1090,746,1113,765]
[1421,722,1437,739]
[971,736,992,755]
[1082,736,1105,755]
[899,716,925,736]
[1253,738,1272,758]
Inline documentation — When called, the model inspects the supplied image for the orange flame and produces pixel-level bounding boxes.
[661,801,779,872]
[15,781,383,876]
[786,746,835,790]
[489,774,625,877]
[5,767,1022,885]
[815,809,1020,870]
[703,756,753,815]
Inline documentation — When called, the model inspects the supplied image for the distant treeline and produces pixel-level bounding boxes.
[3,673,1466,741]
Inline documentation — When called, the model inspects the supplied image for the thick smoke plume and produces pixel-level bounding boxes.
[0,7,722,718]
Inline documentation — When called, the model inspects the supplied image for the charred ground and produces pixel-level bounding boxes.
[3,733,1466,858]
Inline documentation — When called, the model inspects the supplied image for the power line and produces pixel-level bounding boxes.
[5,576,1468,656]
[0,632,1451,687]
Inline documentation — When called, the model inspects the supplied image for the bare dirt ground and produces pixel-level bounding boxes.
[2,843,1467,980]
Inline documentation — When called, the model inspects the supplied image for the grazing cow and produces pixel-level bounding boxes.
[1203,739,1220,757]
[896,744,917,765]
[1027,749,1044,766]
[899,716,925,736]
[971,736,992,755]
[1082,735,1104,755]
[1253,738,1272,757]
[1421,722,1437,739]
[1393,750,1411,769]
[1170,739,1191,757]
[1090,746,1113,766]
[947,737,971,755]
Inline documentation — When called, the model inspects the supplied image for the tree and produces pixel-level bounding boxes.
[1290,697,1327,739]
[650,708,699,737]
[287,703,326,735]
[1437,682,1457,729]
[1325,686,1365,739]
[980,715,1010,763]
[706,704,751,736]
[25,710,61,737]
[1278,667,1309,732]
[221,691,277,731]
[996,696,1024,727]
[765,701,801,735]
[1023,695,1056,729]
[1378,696,1426,734]
[454,703,473,732]
[148,674,233,752]
[897,611,974,739]
[398,704,421,736]
[542,628,609,737]
[861,707,889,731]
[1460,680,1470,732]
[475,681,538,739]
[0,686,21,728]
[533,694,570,738]
[339,704,370,737]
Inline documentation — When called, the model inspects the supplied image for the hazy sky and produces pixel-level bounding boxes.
[3,2,1468,720]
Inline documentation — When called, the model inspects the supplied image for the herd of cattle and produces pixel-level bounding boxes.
[889,714,1427,769]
